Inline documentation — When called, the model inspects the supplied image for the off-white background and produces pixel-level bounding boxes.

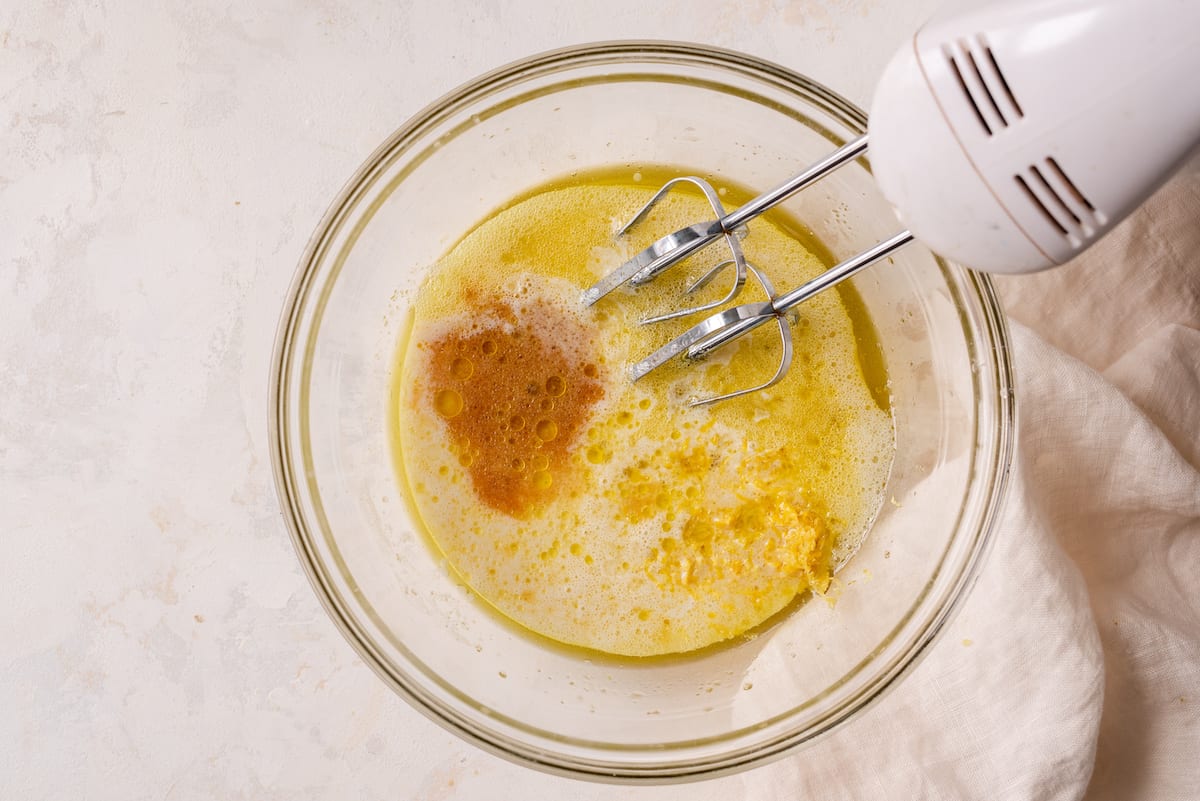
[4,1,1198,799]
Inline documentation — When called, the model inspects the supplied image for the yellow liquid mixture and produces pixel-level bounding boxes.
[395,168,894,657]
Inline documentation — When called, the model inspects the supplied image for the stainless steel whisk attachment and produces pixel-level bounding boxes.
[581,133,914,406]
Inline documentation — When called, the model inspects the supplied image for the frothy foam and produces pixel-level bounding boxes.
[396,173,894,656]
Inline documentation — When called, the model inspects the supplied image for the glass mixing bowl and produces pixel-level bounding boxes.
[270,42,1014,781]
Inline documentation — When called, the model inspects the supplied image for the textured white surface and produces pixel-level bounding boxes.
[4,1,1198,799]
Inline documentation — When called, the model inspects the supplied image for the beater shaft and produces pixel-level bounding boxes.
[721,134,869,231]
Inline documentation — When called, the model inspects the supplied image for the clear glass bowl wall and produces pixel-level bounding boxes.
[271,43,1013,782]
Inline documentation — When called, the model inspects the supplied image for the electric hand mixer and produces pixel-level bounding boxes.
[583,0,1200,405]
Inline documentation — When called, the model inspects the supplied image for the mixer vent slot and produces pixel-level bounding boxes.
[944,36,1024,136]
[1014,158,1106,249]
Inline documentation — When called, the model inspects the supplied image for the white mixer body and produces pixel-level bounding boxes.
[869,0,1200,273]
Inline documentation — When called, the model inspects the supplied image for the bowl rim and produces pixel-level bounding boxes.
[269,39,1016,782]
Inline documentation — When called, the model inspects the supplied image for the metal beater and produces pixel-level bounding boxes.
[582,0,1200,405]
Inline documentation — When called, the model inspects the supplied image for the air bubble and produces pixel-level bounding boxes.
[535,419,558,442]
[531,454,549,471]
[586,445,610,464]
[545,375,566,396]
[450,357,474,380]
[583,364,598,378]
[511,457,526,471]
[532,470,552,490]
[539,397,554,412]
[434,389,464,418]
[481,340,497,355]
[509,414,526,431]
